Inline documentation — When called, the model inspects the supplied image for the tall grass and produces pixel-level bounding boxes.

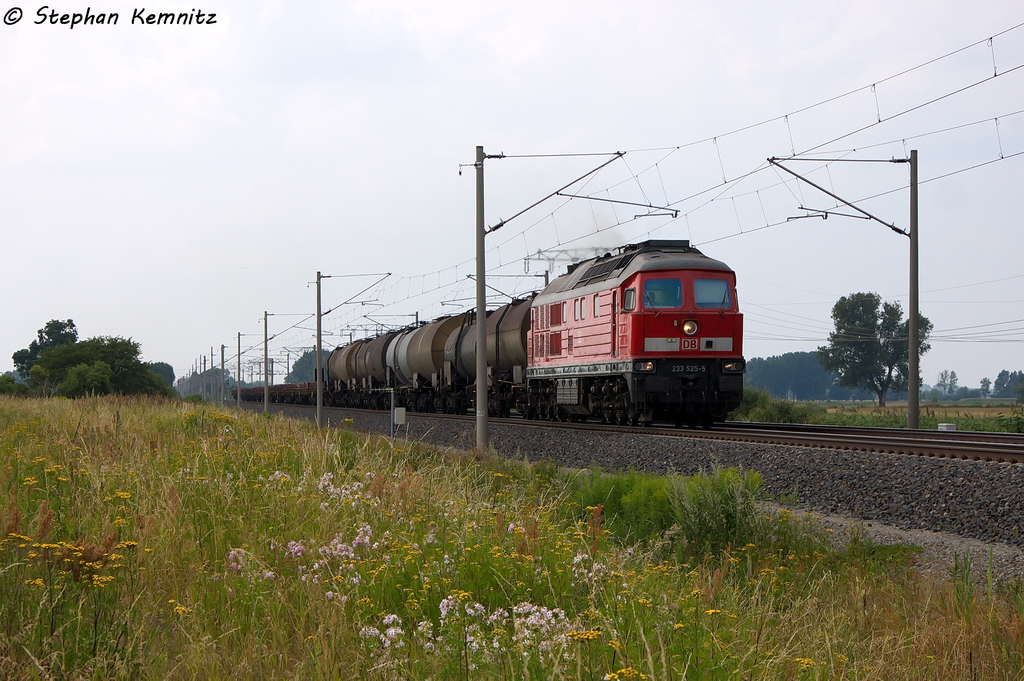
[2,396,1024,678]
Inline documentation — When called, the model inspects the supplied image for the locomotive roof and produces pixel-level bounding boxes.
[535,240,733,302]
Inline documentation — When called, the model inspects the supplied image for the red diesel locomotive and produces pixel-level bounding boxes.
[523,240,744,426]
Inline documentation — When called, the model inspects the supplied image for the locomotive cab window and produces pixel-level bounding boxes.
[642,278,683,309]
[623,288,636,311]
[694,278,733,309]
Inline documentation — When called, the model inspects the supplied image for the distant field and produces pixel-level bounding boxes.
[732,390,1024,431]
[825,403,1020,419]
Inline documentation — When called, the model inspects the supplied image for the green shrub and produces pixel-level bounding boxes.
[668,466,764,557]
[997,405,1024,433]
[729,387,826,423]
[571,468,674,543]
[568,465,822,565]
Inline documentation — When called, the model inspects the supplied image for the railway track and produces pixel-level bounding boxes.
[242,402,1024,464]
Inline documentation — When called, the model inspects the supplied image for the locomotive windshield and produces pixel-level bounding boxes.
[643,278,683,308]
[694,278,732,308]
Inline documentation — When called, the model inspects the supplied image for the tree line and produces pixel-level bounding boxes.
[1,320,176,398]
[747,351,1023,404]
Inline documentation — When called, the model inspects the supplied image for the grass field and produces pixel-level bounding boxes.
[827,403,1020,418]
[732,390,1024,432]
[3,396,1024,679]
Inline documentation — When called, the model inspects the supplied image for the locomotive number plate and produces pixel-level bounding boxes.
[671,364,706,373]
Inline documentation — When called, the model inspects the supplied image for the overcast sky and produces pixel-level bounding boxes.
[2,1,1022,391]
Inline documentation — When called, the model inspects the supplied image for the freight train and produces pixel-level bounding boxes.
[238,240,745,427]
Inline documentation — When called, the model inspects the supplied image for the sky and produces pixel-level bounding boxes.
[1,0,1022,392]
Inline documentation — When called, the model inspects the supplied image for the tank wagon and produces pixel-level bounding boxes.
[240,240,744,426]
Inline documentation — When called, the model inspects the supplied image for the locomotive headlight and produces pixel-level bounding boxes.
[633,361,655,372]
[682,320,698,335]
[723,360,746,373]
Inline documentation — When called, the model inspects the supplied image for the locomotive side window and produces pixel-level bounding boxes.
[593,294,600,318]
[623,288,636,311]
[580,297,585,320]
[550,303,562,326]
[643,278,683,309]
[694,278,733,309]
[550,332,562,355]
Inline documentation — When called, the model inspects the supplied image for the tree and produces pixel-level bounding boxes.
[817,292,932,407]
[0,373,29,396]
[12,319,78,379]
[994,370,1023,398]
[148,362,175,387]
[29,336,175,398]
[980,377,991,398]
[284,350,325,384]
[937,370,959,396]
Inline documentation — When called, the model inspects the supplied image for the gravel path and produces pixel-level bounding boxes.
[248,403,1024,585]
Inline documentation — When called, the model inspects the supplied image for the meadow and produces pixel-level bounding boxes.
[3,395,1024,679]
[731,389,1024,432]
